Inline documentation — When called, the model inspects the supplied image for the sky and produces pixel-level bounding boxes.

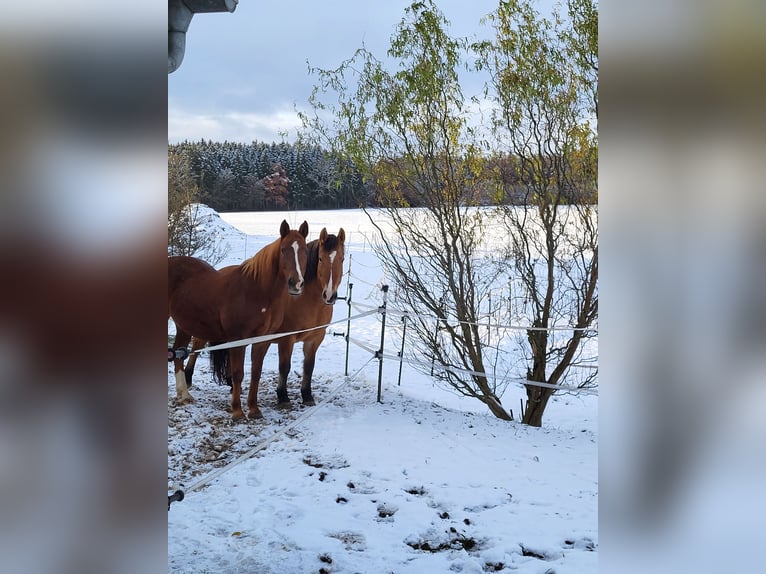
[168,0,553,144]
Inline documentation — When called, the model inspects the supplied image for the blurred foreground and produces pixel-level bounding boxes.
[601,1,766,572]
[0,4,167,573]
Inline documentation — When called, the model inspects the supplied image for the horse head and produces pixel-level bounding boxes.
[317,227,346,305]
[279,220,309,296]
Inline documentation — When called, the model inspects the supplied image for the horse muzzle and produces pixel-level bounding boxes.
[288,278,304,296]
[322,289,338,305]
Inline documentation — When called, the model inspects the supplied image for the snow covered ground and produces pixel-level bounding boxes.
[168,207,597,573]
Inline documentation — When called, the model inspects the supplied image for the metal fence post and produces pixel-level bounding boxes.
[344,282,353,377]
[430,296,445,376]
[397,314,407,386]
[376,284,389,403]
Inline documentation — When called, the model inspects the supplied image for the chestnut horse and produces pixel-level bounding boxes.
[182,227,345,410]
[168,220,308,420]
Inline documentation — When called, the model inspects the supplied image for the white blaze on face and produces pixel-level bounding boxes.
[326,250,337,295]
[291,240,304,286]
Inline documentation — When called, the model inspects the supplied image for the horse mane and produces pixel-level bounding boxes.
[305,234,340,282]
[240,238,280,281]
[305,240,320,282]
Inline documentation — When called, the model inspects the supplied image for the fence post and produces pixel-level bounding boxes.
[431,296,445,376]
[376,284,389,403]
[397,314,407,386]
[344,282,353,377]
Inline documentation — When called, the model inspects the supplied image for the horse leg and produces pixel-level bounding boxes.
[301,335,324,406]
[172,330,194,404]
[247,342,269,419]
[184,337,206,388]
[228,346,246,421]
[183,336,206,389]
[276,337,296,407]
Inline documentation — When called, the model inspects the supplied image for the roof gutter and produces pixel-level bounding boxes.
[168,0,238,74]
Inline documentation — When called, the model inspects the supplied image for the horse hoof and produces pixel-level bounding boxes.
[177,394,195,405]
[276,401,292,410]
[248,409,264,419]
[232,410,245,421]
[302,400,316,407]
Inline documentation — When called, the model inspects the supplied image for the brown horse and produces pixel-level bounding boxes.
[168,219,309,420]
[183,227,346,410]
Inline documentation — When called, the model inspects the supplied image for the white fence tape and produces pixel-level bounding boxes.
[171,292,597,396]
[350,300,596,333]
[346,334,598,396]
[198,309,379,353]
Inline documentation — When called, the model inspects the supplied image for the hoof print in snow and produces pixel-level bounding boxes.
[303,454,349,470]
[563,537,596,551]
[483,562,505,572]
[439,511,450,519]
[335,496,348,504]
[407,530,480,553]
[344,479,375,494]
[303,456,325,468]
[319,553,333,565]
[520,544,555,561]
[376,503,397,520]
[328,531,366,551]
[405,486,427,496]
[456,535,477,551]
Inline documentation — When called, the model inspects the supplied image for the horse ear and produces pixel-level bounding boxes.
[280,220,289,238]
[320,227,328,243]
[338,228,345,242]
[299,221,309,238]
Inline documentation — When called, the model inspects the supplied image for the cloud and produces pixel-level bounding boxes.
[168,101,305,144]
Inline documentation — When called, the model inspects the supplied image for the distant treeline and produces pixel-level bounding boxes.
[169,139,594,213]
[169,140,370,212]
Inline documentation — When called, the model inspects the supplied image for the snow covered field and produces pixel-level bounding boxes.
[168,207,597,573]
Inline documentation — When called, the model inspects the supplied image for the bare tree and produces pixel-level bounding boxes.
[476,0,598,426]
[303,0,513,420]
[168,149,228,265]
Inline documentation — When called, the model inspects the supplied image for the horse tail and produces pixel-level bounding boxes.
[209,347,229,386]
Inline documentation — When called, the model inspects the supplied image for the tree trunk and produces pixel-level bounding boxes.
[484,393,513,421]
[522,385,554,427]
[522,328,552,426]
